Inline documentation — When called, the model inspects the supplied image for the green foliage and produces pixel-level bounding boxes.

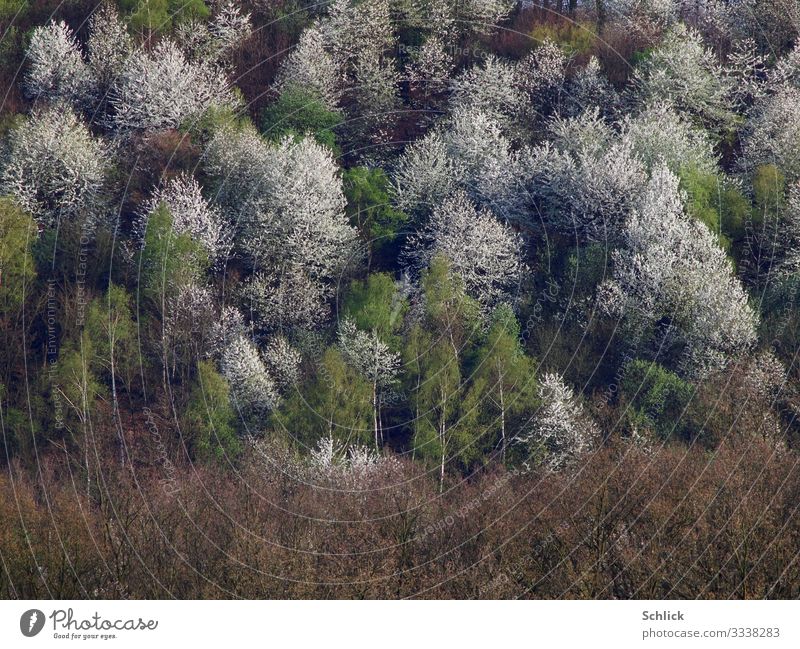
[259,87,342,152]
[273,347,373,448]
[621,360,695,441]
[121,0,208,32]
[530,21,596,55]
[405,257,483,478]
[182,104,250,144]
[184,360,240,464]
[138,204,208,311]
[679,165,750,256]
[343,167,407,267]
[409,331,462,471]
[52,333,104,432]
[422,255,480,348]
[466,304,538,464]
[0,197,37,314]
[752,164,785,220]
[85,284,139,393]
[342,272,406,343]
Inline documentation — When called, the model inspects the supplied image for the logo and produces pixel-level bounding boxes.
[20,609,45,637]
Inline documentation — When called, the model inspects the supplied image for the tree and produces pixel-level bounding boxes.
[527,109,647,242]
[0,200,37,389]
[393,108,527,221]
[405,34,454,108]
[449,55,527,135]
[406,256,480,488]
[1,106,109,228]
[241,267,331,334]
[631,24,737,134]
[516,372,596,471]
[404,191,525,311]
[220,333,278,425]
[467,305,537,462]
[53,334,104,496]
[184,360,240,464]
[740,85,800,183]
[87,3,133,106]
[85,284,138,464]
[337,318,401,448]
[272,346,373,448]
[109,38,237,133]
[138,204,209,312]
[23,21,94,107]
[262,336,302,393]
[176,1,252,65]
[621,359,695,441]
[205,129,357,283]
[599,163,758,376]
[273,23,341,110]
[260,87,342,152]
[342,167,407,267]
[622,102,717,175]
[141,173,231,263]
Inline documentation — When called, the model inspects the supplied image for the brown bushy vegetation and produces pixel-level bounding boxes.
[2,435,798,599]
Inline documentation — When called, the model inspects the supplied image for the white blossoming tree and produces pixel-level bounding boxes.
[263,336,302,392]
[142,174,231,263]
[622,102,717,174]
[221,333,279,423]
[404,191,525,310]
[1,105,109,228]
[631,24,737,133]
[517,372,596,472]
[449,55,527,134]
[527,110,647,241]
[23,21,94,107]
[393,108,527,220]
[273,24,341,109]
[599,163,758,375]
[109,39,237,133]
[337,317,401,448]
[740,85,800,182]
[177,0,252,64]
[87,4,133,104]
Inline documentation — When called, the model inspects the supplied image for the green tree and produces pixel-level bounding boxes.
[342,167,407,269]
[121,0,209,33]
[467,305,537,463]
[406,256,480,488]
[342,272,406,343]
[85,284,139,463]
[410,335,461,491]
[184,360,240,464]
[621,359,695,441]
[679,165,750,258]
[53,334,104,495]
[139,203,208,313]
[0,198,37,389]
[260,87,342,152]
[273,347,373,448]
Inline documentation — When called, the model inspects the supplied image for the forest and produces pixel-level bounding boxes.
[1,0,800,599]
